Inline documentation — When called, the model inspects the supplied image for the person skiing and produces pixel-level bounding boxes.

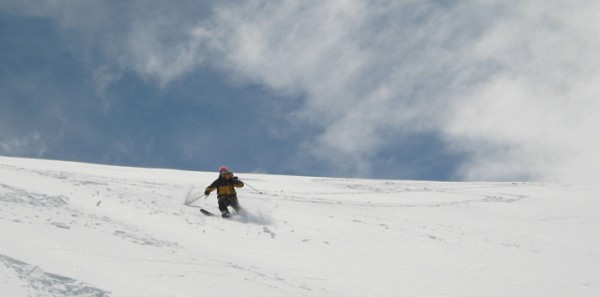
[204,165,244,217]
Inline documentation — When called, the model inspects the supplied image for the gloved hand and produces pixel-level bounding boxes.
[204,189,210,196]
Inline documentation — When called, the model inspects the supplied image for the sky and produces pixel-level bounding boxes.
[1,0,600,182]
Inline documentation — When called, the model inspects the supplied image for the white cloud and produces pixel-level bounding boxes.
[195,0,493,176]
[5,0,600,181]
[198,0,600,181]
[2,0,215,87]
[0,132,47,158]
[443,1,600,181]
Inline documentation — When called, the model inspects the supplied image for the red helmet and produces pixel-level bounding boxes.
[219,165,228,172]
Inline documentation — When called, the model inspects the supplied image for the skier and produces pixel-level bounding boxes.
[204,165,244,217]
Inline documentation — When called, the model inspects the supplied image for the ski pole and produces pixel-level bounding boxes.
[185,194,207,205]
[242,181,263,194]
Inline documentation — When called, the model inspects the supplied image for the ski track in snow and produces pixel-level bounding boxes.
[0,254,110,297]
[1,157,599,297]
[258,178,531,209]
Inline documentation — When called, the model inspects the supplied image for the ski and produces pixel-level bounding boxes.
[200,209,239,219]
[200,209,215,216]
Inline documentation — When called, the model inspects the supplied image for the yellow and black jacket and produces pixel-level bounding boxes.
[205,172,244,198]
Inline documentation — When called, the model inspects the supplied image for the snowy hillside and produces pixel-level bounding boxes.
[1,156,599,297]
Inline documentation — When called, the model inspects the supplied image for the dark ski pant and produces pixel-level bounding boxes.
[218,195,241,214]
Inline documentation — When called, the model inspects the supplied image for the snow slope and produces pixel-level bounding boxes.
[0,156,599,297]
